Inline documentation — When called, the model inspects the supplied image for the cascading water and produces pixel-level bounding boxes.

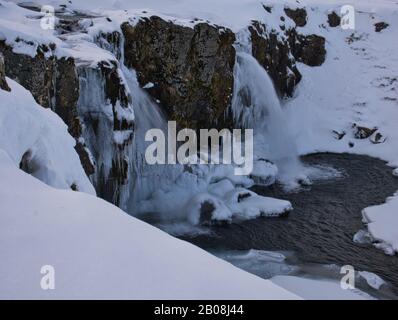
[232,51,304,188]
[120,65,184,214]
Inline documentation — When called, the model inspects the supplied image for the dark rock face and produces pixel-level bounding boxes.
[249,21,302,98]
[288,32,326,66]
[0,42,55,107]
[0,43,81,135]
[74,142,95,176]
[122,16,236,130]
[0,53,10,91]
[54,57,81,137]
[328,11,341,27]
[199,201,216,225]
[374,22,389,32]
[284,7,307,27]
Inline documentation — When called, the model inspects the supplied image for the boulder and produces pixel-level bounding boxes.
[327,11,341,27]
[374,22,389,32]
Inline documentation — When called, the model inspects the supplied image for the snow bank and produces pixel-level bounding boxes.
[362,194,398,255]
[224,188,292,219]
[0,78,95,194]
[0,149,300,299]
[272,276,372,300]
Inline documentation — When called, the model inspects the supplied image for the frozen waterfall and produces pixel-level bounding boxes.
[232,51,304,188]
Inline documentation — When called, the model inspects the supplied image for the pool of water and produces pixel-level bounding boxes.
[180,153,398,298]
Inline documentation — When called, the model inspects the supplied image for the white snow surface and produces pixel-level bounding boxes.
[0,147,302,299]
[272,276,373,300]
[0,78,95,194]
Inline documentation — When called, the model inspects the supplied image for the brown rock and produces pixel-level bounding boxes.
[288,31,326,66]
[374,22,389,32]
[122,16,236,130]
[249,21,302,98]
[328,11,341,27]
[284,7,307,27]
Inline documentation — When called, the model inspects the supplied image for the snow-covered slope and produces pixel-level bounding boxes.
[0,77,95,194]
[0,147,301,299]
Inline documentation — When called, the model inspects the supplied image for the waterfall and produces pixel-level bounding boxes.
[232,51,303,187]
[120,65,184,214]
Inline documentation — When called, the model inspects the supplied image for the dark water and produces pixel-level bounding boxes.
[180,153,398,296]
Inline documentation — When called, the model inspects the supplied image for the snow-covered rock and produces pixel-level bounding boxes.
[224,188,292,219]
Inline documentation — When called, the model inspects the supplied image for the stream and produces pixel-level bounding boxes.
[179,153,398,299]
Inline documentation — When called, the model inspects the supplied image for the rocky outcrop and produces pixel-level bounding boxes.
[0,53,10,91]
[284,7,307,27]
[328,11,341,27]
[121,16,236,130]
[249,21,302,98]
[374,22,389,32]
[287,32,326,67]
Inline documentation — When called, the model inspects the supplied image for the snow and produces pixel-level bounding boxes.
[224,188,292,219]
[0,149,301,299]
[362,193,398,255]
[272,275,373,300]
[186,193,233,225]
[0,77,95,194]
[250,160,278,186]
[358,271,386,290]
[353,229,373,245]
